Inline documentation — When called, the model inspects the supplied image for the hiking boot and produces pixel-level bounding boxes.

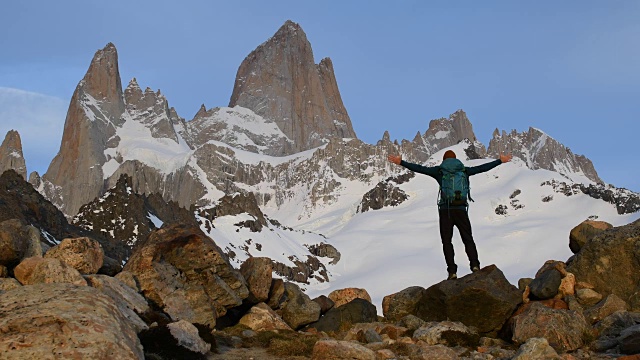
[471,266,480,272]
[447,273,457,280]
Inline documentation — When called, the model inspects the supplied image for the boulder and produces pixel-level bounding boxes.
[44,237,104,274]
[0,277,21,292]
[138,320,211,359]
[413,321,479,347]
[306,298,377,333]
[280,282,321,330]
[267,278,286,309]
[0,283,144,359]
[510,302,588,353]
[576,288,603,306]
[311,339,376,360]
[123,224,249,328]
[569,220,613,254]
[415,265,521,336]
[413,343,459,359]
[13,256,87,286]
[85,274,150,333]
[512,337,561,360]
[328,287,372,308]
[584,294,629,324]
[567,219,640,310]
[382,286,426,322]
[238,302,292,331]
[239,256,272,304]
[343,322,410,343]
[529,266,562,300]
[593,311,640,352]
[312,294,335,315]
[0,219,41,268]
[98,255,123,276]
[620,324,640,355]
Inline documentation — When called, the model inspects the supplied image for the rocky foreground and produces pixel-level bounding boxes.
[1,214,639,360]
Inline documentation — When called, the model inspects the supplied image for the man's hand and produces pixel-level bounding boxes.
[500,153,513,163]
[388,154,402,165]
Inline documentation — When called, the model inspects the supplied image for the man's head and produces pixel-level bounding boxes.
[443,150,456,160]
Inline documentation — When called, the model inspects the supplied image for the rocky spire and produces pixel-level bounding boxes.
[422,110,486,157]
[487,127,602,183]
[0,130,27,179]
[43,43,126,216]
[124,78,180,143]
[228,20,356,155]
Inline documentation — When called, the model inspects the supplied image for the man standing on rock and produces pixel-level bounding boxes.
[388,150,512,280]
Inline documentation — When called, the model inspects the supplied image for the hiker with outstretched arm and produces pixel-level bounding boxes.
[388,150,512,280]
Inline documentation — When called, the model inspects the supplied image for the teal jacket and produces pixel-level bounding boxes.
[400,158,502,210]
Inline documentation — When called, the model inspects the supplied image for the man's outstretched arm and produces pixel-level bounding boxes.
[387,154,440,177]
[466,153,513,176]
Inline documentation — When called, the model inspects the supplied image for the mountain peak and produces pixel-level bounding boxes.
[228,21,356,155]
[0,130,27,179]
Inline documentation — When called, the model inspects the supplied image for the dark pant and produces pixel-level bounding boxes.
[438,209,480,274]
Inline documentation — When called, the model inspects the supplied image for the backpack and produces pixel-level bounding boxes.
[438,158,473,207]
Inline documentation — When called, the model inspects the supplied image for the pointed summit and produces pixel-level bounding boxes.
[229,20,356,155]
[0,130,27,179]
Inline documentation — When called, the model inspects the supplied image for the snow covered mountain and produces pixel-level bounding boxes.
[8,20,638,312]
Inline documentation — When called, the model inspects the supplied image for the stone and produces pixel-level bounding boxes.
[620,324,640,355]
[138,320,211,359]
[0,130,27,179]
[312,295,335,314]
[238,302,292,331]
[397,314,426,332]
[44,237,104,274]
[382,286,426,322]
[413,343,459,360]
[123,224,249,328]
[557,272,576,298]
[85,274,150,333]
[115,270,140,292]
[569,220,613,254]
[413,321,479,347]
[584,294,629,324]
[98,255,123,276]
[0,283,144,359]
[576,288,603,306]
[529,267,562,300]
[567,219,640,310]
[267,278,286,309]
[279,282,321,330]
[306,298,377,333]
[0,277,21,292]
[239,256,272,303]
[510,302,588,353]
[311,339,376,360]
[328,287,372,308]
[512,337,561,360]
[415,264,521,336]
[13,256,87,286]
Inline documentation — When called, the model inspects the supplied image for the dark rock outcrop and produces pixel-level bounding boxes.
[306,298,377,333]
[358,172,413,213]
[0,130,27,179]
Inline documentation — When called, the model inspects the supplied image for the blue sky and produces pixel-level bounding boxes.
[1,1,638,191]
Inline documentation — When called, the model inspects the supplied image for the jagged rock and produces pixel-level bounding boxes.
[413,321,479,347]
[569,220,613,254]
[85,274,149,333]
[43,43,125,216]
[358,174,410,213]
[44,237,104,275]
[382,286,426,322]
[528,266,562,300]
[238,302,292,331]
[512,337,561,360]
[558,272,576,298]
[138,320,211,359]
[239,256,272,304]
[328,287,372,308]
[488,126,601,183]
[124,79,181,143]
[73,174,197,264]
[0,130,27,179]
[567,219,640,310]
[312,295,335,315]
[510,302,588,353]
[0,218,42,269]
[415,265,521,336]
[580,183,640,215]
[229,20,356,155]
[311,339,376,360]
[13,256,87,286]
[592,311,640,352]
[422,110,487,157]
[0,283,144,359]
[279,282,321,330]
[306,298,377,333]
[584,294,629,324]
[123,224,249,328]
[307,242,341,265]
[619,324,640,355]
